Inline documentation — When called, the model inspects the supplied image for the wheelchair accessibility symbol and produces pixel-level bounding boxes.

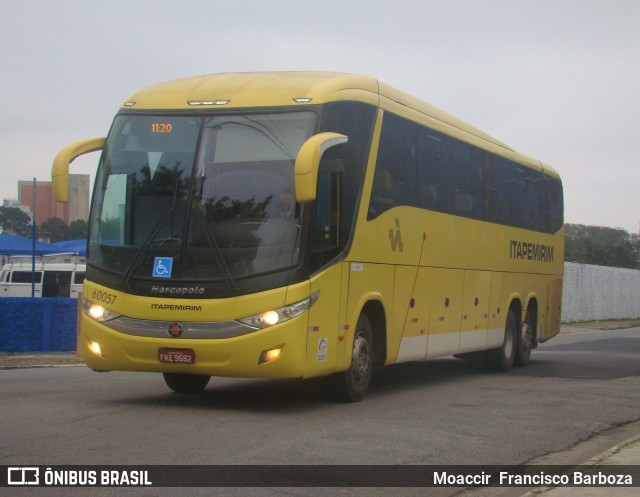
[153,257,173,278]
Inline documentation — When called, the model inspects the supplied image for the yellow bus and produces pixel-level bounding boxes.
[52,72,564,401]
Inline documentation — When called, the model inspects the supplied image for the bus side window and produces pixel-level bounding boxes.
[419,130,454,214]
[416,129,437,209]
[369,113,417,219]
[548,179,564,232]
[451,140,473,215]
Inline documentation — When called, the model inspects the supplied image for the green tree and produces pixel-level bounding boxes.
[66,219,88,240]
[565,224,639,269]
[0,206,32,237]
[39,217,68,242]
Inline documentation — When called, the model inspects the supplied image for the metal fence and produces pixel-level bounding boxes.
[562,262,640,322]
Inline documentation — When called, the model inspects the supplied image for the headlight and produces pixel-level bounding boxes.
[81,298,121,323]
[237,291,319,329]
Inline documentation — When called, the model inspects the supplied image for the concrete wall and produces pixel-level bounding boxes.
[562,262,640,322]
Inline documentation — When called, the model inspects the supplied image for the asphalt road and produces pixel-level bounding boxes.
[1,327,639,497]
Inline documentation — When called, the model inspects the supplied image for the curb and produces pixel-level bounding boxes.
[519,433,640,497]
[584,434,640,465]
[0,362,85,371]
[0,353,84,370]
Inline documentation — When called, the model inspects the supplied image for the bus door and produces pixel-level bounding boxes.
[304,163,347,378]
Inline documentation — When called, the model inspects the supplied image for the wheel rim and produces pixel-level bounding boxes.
[351,331,372,386]
[521,323,533,351]
[504,322,515,357]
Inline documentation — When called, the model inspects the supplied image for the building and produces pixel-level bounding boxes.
[17,174,90,226]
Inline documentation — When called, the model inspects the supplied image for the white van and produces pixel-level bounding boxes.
[0,255,86,298]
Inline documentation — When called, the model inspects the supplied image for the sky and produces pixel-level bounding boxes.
[1,0,638,233]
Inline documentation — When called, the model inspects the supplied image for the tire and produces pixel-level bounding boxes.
[163,373,210,393]
[486,310,516,372]
[332,313,374,402]
[514,310,534,367]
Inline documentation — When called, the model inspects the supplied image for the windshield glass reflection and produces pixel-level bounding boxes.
[88,112,315,285]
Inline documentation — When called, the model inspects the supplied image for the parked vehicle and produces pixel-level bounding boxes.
[0,255,86,298]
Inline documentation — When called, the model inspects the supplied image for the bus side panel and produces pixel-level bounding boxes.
[487,272,504,348]
[392,266,431,363]
[542,278,563,342]
[426,268,463,358]
[332,261,353,372]
[304,263,343,378]
[459,270,491,353]
[500,272,525,320]
[524,273,547,340]
[342,262,394,370]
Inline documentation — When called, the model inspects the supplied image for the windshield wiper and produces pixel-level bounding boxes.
[120,183,181,286]
[244,117,296,163]
[210,120,296,164]
[191,206,240,292]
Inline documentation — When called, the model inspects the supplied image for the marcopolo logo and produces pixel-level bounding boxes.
[150,286,205,296]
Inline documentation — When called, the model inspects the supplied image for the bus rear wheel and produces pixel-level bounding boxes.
[486,310,516,372]
[163,373,210,393]
[332,313,374,402]
[515,310,534,367]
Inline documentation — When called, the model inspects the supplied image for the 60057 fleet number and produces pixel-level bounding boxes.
[92,290,117,305]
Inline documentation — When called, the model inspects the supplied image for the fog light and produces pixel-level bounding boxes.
[259,347,282,364]
[88,340,102,357]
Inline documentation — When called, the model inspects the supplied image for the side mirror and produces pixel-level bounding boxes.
[294,132,348,203]
[52,137,105,202]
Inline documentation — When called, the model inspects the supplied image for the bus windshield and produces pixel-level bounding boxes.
[89,111,316,287]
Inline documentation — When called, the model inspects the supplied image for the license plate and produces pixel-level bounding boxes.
[158,348,195,364]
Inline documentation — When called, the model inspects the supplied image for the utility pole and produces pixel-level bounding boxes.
[31,178,36,298]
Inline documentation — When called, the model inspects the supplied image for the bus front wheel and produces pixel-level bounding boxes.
[163,373,210,393]
[332,313,374,402]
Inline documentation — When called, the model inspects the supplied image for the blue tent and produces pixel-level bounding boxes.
[0,233,59,256]
[0,234,87,256]
[49,239,87,256]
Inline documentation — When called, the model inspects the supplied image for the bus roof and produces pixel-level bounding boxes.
[122,71,559,178]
